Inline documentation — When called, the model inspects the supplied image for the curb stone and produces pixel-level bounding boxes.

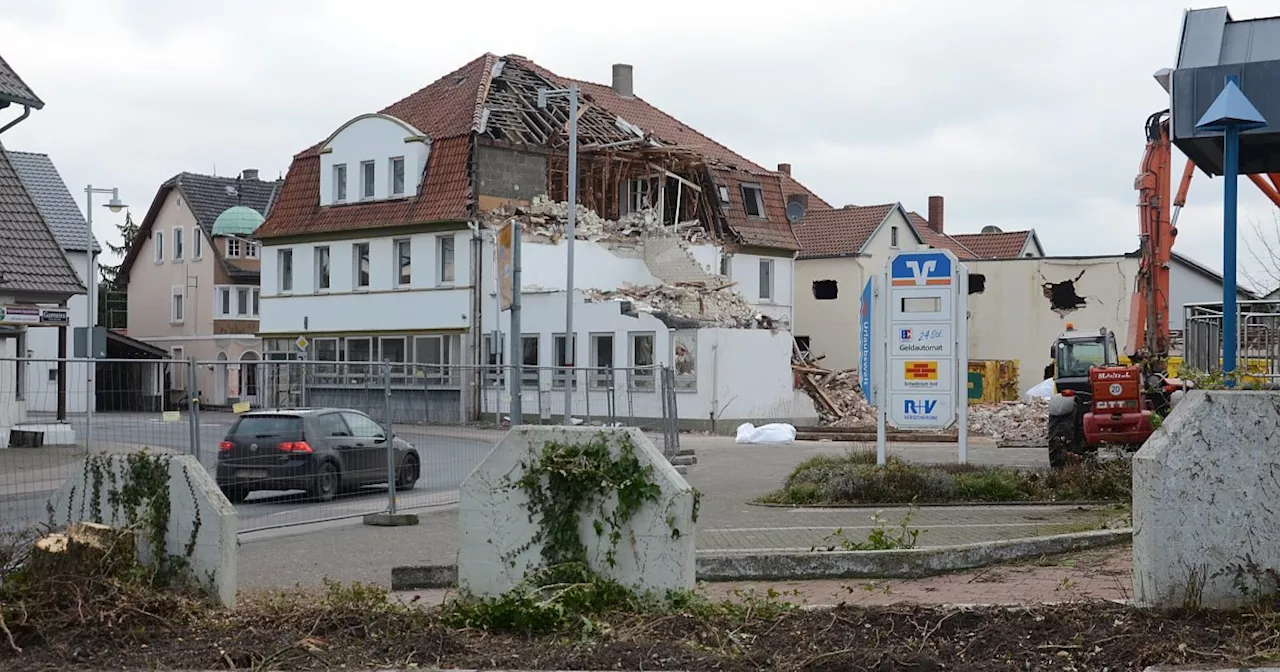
[390,529,1132,591]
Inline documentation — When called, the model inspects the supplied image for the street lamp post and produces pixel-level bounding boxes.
[537,84,580,424]
[84,186,126,452]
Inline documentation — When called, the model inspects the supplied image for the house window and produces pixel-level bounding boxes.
[218,287,231,316]
[520,334,539,388]
[171,285,185,324]
[629,332,655,390]
[361,160,375,199]
[353,242,370,289]
[390,157,405,196]
[717,185,731,204]
[246,241,259,258]
[395,239,412,286]
[315,246,330,290]
[719,254,731,278]
[154,230,164,262]
[589,333,614,389]
[278,248,293,292]
[237,287,250,316]
[380,336,407,383]
[252,288,259,316]
[552,333,577,389]
[314,338,339,383]
[192,228,202,260]
[891,225,899,248]
[226,237,241,258]
[345,336,373,382]
[621,177,655,214]
[437,235,455,284]
[173,227,184,260]
[413,334,462,386]
[759,258,774,301]
[482,333,506,388]
[333,164,347,202]
[740,184,765,218]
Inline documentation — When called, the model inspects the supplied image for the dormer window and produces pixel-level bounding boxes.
[333,164,347,202]
[390,157,405,196]
[361,161,375,199]
[226,238,241,258]
[740,184,765,219]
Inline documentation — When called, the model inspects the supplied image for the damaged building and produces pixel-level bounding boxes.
[253,54,819,428]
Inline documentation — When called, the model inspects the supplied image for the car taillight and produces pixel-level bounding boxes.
[278,441,313,454]
[218,441,234,452]
[1061,389,1075,397]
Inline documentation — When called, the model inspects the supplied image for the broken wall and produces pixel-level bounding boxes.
[965,256,1138,394]
[475,144,548,213]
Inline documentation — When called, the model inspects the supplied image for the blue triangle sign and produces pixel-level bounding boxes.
[1196,78,1267,131]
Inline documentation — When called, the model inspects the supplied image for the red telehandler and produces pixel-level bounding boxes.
[1044,109,1280,468]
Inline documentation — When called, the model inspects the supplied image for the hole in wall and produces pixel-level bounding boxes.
[968,274,986,294]
[812,280,838,300]
[1042,270,1088,316]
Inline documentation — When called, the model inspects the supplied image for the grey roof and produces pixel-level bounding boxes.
[0,53,42,110]
[7,151,100,253]
[1177,7,1280,68]
[170,172,283,235]
[0,143,86,297]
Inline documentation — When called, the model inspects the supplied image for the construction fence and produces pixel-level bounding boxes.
[1183,300,1280,384]
[0,357,682,536]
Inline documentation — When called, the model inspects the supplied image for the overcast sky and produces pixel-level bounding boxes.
[2,0,1278,290]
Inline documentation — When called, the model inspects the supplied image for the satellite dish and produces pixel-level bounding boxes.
[980,225,1003,234]
[785,200,806,224]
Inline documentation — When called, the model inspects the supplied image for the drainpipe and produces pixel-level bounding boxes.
[0,105,32,136]
[710,341,719,433]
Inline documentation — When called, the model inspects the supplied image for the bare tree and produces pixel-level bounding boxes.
[1244,211,1280,298]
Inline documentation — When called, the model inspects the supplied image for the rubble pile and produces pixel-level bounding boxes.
[483,195,707,244]
[586,282,779,329]
[966,398,1048,441]
[791,355,876,425]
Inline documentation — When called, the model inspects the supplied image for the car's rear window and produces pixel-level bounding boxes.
[231,415,303,436]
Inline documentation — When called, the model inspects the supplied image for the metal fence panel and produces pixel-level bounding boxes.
[1,356,685,539]
[1183,300,1280,381]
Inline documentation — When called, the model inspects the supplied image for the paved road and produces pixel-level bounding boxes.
[3,411,494,533]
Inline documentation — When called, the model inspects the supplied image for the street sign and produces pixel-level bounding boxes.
[295,336,309,351]
[0,305,66,326]
[882,249,968,432]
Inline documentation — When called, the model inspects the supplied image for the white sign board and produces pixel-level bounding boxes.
[880,250,969,437]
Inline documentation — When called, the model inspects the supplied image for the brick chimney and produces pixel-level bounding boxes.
[242,168,259,181]
[927,195,944,233]
[777,163,792,176]
[612,63,634,98]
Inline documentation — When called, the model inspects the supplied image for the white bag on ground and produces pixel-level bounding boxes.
[1025,378,1055,401]
[735,422,797,445]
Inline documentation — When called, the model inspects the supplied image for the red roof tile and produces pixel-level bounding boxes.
[948,230,1034,258]
[258,53,810,251]
[794,204,896,259]
[906,212,978,259]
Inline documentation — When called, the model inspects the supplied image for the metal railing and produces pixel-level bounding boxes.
[1184,300,1280,381]
[0,356,682,537]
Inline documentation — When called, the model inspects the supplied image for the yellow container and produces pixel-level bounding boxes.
[967,359,1020,403]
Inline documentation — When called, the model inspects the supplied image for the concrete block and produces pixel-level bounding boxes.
[14,422,76,446]
[46,452,238,608]
[1133,390,1280,609]
[363,511,420,526]
[459,425,696,597]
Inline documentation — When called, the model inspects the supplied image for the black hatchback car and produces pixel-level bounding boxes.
[215,408,420,503]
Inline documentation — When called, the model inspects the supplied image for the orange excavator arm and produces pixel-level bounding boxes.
[1126,111,1280,365]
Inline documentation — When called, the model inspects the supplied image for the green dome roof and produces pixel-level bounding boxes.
[211,206,264,237]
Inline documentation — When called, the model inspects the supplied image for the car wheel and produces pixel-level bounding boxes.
[396,454,419,490]
[310,461,340,502]
[1047,413,1076,470]
[220,485,249,505]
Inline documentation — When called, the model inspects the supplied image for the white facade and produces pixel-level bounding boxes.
[318,114,430,207]
[21,249,96,414]
[1167,253,1254,331]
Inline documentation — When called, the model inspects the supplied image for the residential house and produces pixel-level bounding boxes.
[254,55,818,429]
[117,170,282,408]
[792,194,1042,371]
[0,53,88,445]
[7,151,100,415]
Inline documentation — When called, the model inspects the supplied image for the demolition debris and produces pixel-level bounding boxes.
[483,195,707,244]
[586,282,779,329]
[793,355,1047,441]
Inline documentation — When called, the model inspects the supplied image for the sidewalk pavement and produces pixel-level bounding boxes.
[393,545,1134,608]
[236,435,1102,592]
